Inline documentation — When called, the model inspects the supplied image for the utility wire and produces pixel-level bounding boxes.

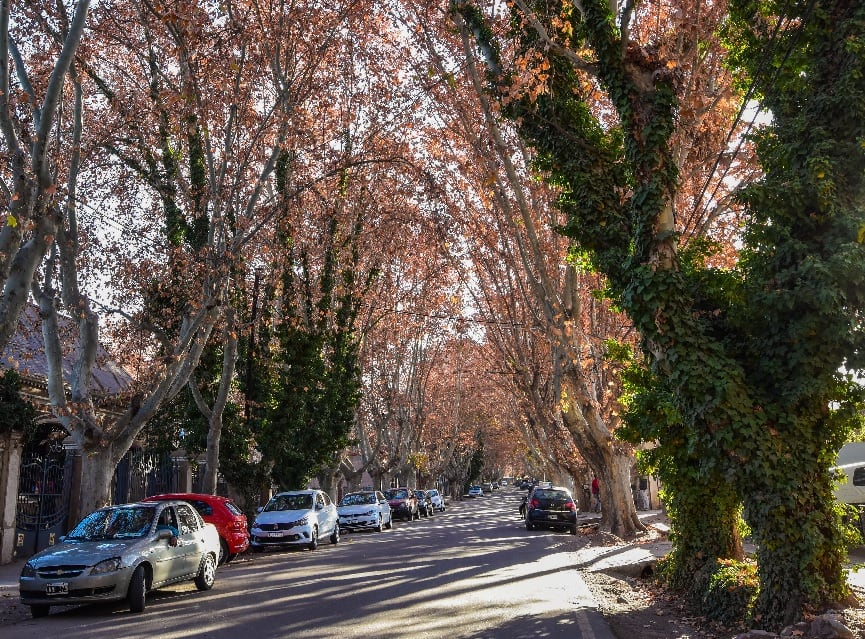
[690,3,794,223]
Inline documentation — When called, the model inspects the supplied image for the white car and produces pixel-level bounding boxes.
[427,489,446,512]
[337,491,393,532]
[468,485,484,498]
[251,490,339,551]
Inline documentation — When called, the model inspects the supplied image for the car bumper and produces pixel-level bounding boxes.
[20,567,132,606]
[225,530,250,554]
[339,515,380,529]
[250,524,314,547]
[527,511,577,527]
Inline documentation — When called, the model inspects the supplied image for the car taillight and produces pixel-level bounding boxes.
[530,499,539,509]
[231,520,245,530]
[565,501,576,511]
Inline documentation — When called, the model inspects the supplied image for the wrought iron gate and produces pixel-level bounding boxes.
[15,438,72,557]
[112,449,182,504]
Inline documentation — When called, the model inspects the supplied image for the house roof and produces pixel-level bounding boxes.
[1,304,133,396]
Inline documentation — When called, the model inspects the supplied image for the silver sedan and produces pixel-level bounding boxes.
[19,500,220,617]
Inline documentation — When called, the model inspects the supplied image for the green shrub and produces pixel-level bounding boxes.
[700,559,759,626]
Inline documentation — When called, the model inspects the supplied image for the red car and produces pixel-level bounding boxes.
[144,493,249,564]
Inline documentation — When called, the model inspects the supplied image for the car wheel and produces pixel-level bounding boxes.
[525,520,534,531]
[376,515,383,533]
[128,565,147,613]
[195,554,217,591]
[330,524,340,545]
[218,539,229,565]
[251,545,263,553]
[570,524,578,535]
[30,604,50,618]
[385,516,393,530]
[308,526,319,551]
[226,552,239,563]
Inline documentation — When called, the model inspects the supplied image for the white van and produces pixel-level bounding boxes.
[834,442,865,534]
[834,442,865,505]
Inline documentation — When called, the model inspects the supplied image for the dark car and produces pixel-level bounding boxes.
[414,490,434,517]
[525,486,578,534]
[144,493,250,565]
[384,487,418,521]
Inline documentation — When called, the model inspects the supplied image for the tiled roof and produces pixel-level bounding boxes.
[1,304,133,396]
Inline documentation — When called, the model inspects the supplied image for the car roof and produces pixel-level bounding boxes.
[104,501,159,510]
[273,489,317,496]
[144,493,232,502]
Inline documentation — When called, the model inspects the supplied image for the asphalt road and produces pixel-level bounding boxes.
[3,488,614,639]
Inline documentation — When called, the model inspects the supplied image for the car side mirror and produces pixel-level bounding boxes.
[157,529,174,541]
[256,506,263,513]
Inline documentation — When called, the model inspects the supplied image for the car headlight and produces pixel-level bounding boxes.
[289,516,308,527]
[90,557,122,575]
[363,510,374,516]
[21,561,36,578]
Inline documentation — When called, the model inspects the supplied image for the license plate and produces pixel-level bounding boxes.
[548,515,558,520]
[46,582,68,595]
[268,531,284,537]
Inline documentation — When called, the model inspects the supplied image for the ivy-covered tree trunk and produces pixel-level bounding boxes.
[724,0,865,626]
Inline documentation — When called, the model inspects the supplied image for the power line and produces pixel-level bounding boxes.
[690,3,795,224]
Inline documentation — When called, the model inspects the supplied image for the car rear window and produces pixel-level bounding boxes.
[533,489,570,500]
[224,501,243,516]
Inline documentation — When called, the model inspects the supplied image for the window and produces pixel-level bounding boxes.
[176,504,201,535]
[191,500,214,517]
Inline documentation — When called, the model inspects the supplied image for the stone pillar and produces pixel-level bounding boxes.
[177,458,193,493]
[0,431,24,564]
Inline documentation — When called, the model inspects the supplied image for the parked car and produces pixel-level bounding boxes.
[250,489,339,552]
[19,500,219,617]
[337,491,393,532]
[524,486,578,534]
[144,492,249,564]
[427,488,446,512]
[384,487,418,521]
[468,485,484,498]
[414,490,434,517]
[481,482,493,493]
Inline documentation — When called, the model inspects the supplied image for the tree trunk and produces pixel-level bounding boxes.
[202,312,239,494]
[75,445,123,523]
[560,372,644,539]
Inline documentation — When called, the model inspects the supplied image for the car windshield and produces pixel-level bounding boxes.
[264,494,313,512]
[66,506,155,541]
[385,489,408,499]
[428,490,439,497]
[340,493,376,506]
